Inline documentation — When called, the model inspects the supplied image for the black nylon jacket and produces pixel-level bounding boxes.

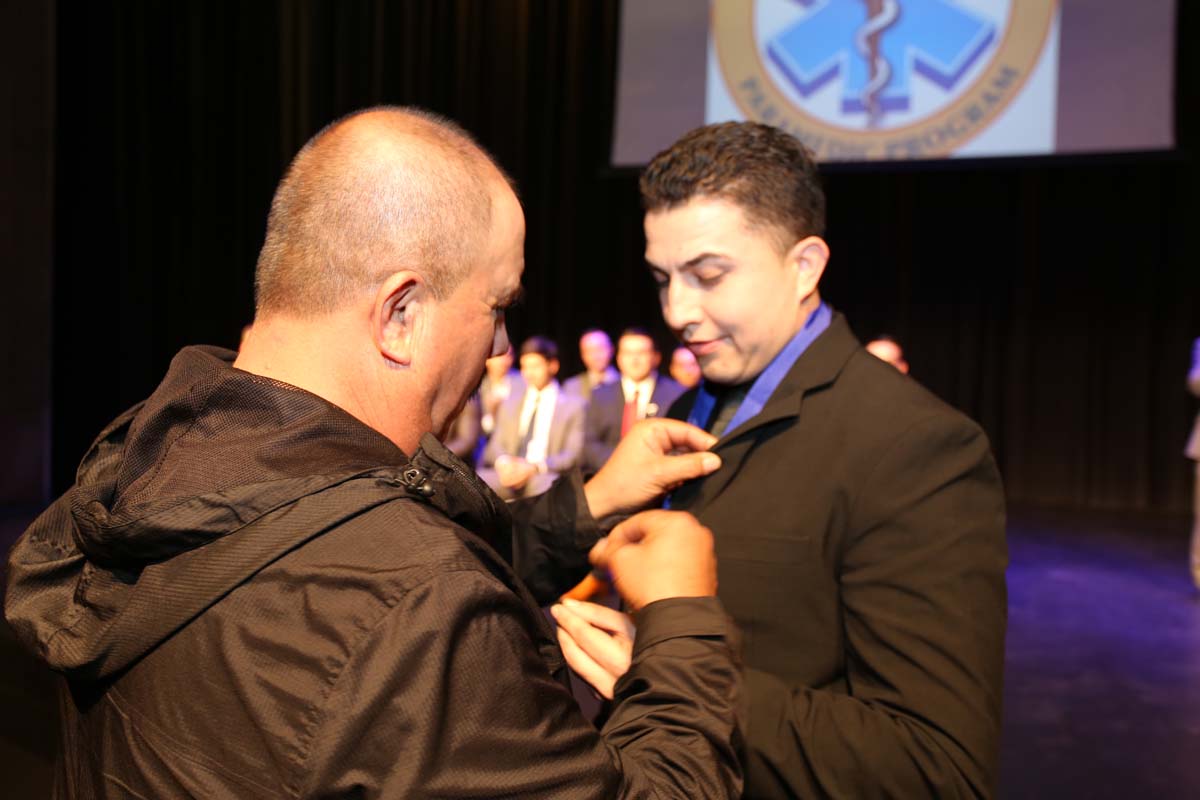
[5,346,741,799]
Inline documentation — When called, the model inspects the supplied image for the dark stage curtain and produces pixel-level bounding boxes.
[50,1,1200,515]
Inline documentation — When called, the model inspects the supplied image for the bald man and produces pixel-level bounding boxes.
[5,108,741,798]
[563,328,620,401]
[865,335,910,374]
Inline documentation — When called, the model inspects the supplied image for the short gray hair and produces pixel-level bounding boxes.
[255,106,504,316]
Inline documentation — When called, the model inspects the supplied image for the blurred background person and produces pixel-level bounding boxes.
[444,393,482,468]
[478,336,585,499]
[563,328,618,401]
[479,345,524,440]
[669,345,702,389]
[865,334,910,375]
[583,327,685,474]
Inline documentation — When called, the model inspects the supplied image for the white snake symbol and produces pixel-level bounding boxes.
[855,0,901,127]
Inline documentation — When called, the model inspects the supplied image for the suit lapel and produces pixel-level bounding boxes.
[546,386,569,454]
[671,314,861,513]
[648,378,675,417]
[500,392,524,455]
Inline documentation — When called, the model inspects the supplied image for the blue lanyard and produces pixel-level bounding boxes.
[666,303,830,511]
[686,302,831,436]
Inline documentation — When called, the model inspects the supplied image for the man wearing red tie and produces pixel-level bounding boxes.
[582,327,685,475]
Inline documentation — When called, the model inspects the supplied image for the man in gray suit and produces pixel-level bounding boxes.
[479,335,585,499]
[563,329,619,401]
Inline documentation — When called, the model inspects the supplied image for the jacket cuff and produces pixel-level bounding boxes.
[633,596,733,653]
[544,469,604,550]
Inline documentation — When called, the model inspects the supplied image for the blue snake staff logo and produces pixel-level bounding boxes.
[711,0,1057,160]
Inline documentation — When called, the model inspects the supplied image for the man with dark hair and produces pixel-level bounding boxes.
[479,335,586,499]
[4,107,743,798]
[583,327,685,474]
[556,121,1007,798]
[563,328,619,401]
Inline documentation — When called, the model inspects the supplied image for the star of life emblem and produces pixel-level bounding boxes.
[709,0,1058,160]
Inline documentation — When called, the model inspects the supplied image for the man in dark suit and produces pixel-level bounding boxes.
[582,327,685,474]
[479,336,586,499]
[552,121,1007,798]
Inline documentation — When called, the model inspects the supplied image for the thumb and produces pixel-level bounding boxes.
[589,536,610,566]
[653,450,722,489]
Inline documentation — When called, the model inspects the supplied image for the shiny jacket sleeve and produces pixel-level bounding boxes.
[506,470,604,605]
[299,572,742,799]
[740,414,1007,798]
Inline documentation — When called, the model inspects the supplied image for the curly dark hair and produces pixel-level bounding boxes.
[639,121,826,248]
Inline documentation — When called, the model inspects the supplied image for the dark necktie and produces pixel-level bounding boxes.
[707,384,749,439]
[517,392,541,458]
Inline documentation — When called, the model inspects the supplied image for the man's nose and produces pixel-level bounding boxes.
[662,278,701,334]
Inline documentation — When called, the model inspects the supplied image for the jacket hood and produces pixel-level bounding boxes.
[4,346,510,682]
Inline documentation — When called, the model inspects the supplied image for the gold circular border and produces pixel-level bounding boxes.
[713,0,1057,159]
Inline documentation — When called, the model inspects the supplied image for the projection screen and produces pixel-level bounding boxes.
[612,0,1176,165]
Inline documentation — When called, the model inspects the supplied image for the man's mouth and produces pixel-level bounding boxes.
[685,338,723,357]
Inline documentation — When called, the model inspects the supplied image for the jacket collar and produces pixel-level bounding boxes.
[669,313,860,510]
[718,312,859,444]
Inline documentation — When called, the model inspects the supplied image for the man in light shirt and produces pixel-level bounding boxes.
[479,335,585,499]
[583,327,685,474]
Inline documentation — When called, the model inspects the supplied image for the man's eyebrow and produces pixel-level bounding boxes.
[646,253,729,272]
[682,253,730,270]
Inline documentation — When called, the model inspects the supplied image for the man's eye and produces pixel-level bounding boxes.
[695,271,723,286]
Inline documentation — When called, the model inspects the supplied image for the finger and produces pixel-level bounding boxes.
[555,626,615,700]
[588,537,609,566]
[651,450,722,490]
[647,418,719,453]
[561,598,636,639]
[551,603,633,676]
[590,518,648,567]
[607,511,658,545]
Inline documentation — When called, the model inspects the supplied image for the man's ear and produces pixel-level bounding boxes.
[786,236,830,303]
[548,358,560,378]
[373,271,425,367]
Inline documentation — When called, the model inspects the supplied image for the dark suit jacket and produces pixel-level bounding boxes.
[562,366,619,402]
[583,375,685,474]
[667,313,1007,798]
[478,383,585,499]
